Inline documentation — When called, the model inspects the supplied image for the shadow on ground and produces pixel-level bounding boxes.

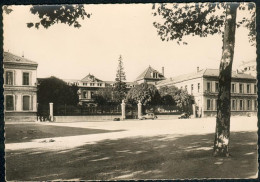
[6,131,257,180]
[5,123,124,143]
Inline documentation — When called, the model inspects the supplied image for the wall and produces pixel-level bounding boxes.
[54,115,122,122]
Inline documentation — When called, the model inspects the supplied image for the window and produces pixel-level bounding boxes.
[254,84,257,94]
[90,83,94,86]
[207,82,211,92]
[23,96,30,111]
[23,72,30,85]
[247,84,251,93]
[83,91,87,98]
[90,92,94,98]
[255,100,257,111]
[231,100,236,110]
[207,99,212,110]
[198,83,200,92]
[152,72,158,78]
[247,100,251,110]
[215,82,219,92]
[6,95,14,110]
[239,100,244,111]
[5,71,13,85]
[239,84,243,93]
[191,84,193,94]
[231,83,236,93]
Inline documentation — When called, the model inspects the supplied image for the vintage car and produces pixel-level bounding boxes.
[139,113,158,120]
[178,112,191,119]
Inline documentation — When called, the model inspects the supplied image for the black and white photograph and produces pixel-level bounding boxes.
[2,2,258,180]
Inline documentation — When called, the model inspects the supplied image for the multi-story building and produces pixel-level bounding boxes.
[63,74,137,105]
[157,67,257,117]
[3,52,38,116]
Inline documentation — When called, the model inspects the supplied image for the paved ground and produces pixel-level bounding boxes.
[5,116,258,180]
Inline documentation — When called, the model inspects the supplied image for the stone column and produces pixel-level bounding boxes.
[192,104,196,118]
[121,100,125,120]
[138,100,142,119]
[49,102,54,121]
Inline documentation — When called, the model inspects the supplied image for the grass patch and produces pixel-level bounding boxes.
[5,131,257,180]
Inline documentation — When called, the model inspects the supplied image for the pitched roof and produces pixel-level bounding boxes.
[3,52,38,65]
[135,66,165,81]
[204,69,256,79]
[157,68,255,86]
[81,74,103,82]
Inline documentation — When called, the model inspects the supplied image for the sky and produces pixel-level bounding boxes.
[3,4,256,82]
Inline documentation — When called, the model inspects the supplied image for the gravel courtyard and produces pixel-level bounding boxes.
[5,116,258,180]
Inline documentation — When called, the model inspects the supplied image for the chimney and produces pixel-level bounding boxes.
[197,66,199,72]
[162,67,164,76]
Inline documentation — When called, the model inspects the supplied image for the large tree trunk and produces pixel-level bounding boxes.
[213,3,239,157]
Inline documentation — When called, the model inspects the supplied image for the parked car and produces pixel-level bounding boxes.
[139,113,158,120]
[178,112,191,119]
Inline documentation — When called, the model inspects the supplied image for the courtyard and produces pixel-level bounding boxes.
[5,116,258,180]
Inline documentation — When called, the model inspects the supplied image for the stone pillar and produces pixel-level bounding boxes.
[49,102,54,121]
[192,104,196,118]
[138,100,142,119]
[121,100,125,120]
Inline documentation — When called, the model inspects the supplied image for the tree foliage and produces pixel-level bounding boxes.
[26,5,91,29]
[115,55,126,82]
[94,86,117,105]
[126,83,161,107]
[37,76,79,106]
[3,5,91,29]
[152,2,255,45]
[114,55,127,102]
[159,86,192,113]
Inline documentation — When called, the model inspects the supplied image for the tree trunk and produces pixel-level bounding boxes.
[213,3,239,157]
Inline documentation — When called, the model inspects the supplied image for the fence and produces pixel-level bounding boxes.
[37,103,181,117]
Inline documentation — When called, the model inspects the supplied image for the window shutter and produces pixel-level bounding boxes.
[29,72,32,86]
[31,95,33,110]
[14,95,17,111]
[13,70,16,85]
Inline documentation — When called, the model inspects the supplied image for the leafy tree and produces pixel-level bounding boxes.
[159,86,178,111]
[3,5,91,29]
[126,83,161,111]
[114,55,127,102]
[152,2,255,157]
[159,86,192,113]
[94,86,116,105]
[173,89,193,114]
[37,76,79,106]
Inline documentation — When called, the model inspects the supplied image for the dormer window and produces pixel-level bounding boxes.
[152,72,158,78]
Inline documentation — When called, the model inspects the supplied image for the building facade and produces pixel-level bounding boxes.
[3,52,38,116]
[157,68,257,117]
[63,74,137,105]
